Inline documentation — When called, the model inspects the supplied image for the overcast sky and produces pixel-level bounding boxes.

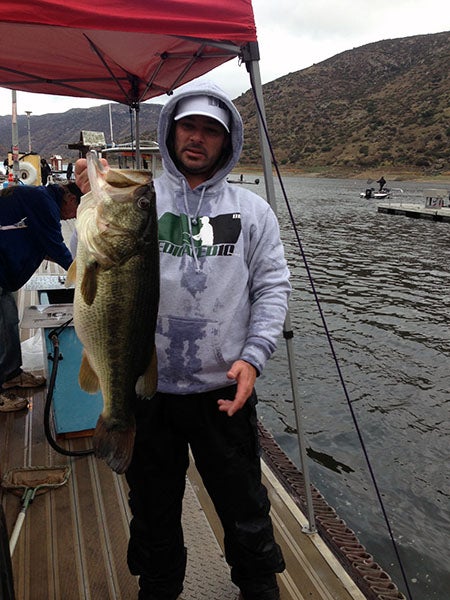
[0,0,448,116]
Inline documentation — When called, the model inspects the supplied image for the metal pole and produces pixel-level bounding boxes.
[243,44,317,533]
[25,110,32,153]
[134,104,141,169]
[108,104,115,147]
[11,90,19,182]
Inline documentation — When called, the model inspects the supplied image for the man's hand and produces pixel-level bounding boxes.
[217,360,257,417]
[75,157,108,194]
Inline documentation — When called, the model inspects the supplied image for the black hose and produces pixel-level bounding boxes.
[44,321,93,457]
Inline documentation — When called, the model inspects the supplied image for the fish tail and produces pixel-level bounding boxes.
[93,414,136,474]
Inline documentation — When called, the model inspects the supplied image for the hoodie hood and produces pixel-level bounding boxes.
[157,80,243,187]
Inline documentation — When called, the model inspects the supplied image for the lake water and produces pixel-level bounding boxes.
[250,175,450,600]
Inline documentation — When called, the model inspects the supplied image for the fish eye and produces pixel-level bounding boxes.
[136,187,152,210]
[137,196,150,210]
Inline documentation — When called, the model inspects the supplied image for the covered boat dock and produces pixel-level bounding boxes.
[0,222,404,600]
[0,2,407,598]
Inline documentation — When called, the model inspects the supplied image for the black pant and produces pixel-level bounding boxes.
[125,387,285,600]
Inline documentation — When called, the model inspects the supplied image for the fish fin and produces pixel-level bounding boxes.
[135,347,158,398]
[65,260,76,286]
[81,262,99,305]
[78,350,100,392]
[93,414,136,474]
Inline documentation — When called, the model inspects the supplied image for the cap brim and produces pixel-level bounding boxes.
[174,110,230,133]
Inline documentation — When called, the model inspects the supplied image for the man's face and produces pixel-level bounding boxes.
[173,114,229,181]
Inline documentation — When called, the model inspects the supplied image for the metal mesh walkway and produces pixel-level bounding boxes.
[182,478,238,599]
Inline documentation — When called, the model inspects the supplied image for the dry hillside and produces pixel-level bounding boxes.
[235,31,450,175]
[0,31,448,177]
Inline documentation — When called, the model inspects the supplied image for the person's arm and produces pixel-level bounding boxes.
[242,207,291,370]
[217,360,257,416]
[219,204,291,416]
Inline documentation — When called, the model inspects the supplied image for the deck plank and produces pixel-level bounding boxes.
[1,404,238,599]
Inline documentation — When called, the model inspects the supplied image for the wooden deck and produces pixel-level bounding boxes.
[1,397,366,600]
[0,402,241,600]
[0,219,368,600]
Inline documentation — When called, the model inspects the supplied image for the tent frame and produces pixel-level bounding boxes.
[1,10,317,529]
[243,43,316,532]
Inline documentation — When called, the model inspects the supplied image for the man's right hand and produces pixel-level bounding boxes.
[75,157,108,194]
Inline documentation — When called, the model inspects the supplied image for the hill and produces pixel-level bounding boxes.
[0,31,448,177]
[0,103,162,164]
[235,31,450,177]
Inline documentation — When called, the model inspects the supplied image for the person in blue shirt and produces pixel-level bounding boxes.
[0,182,81,412]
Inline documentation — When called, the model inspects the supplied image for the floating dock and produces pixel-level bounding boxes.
[378,188,450,222]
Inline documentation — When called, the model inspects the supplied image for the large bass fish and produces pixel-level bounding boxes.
[67,152,159,474]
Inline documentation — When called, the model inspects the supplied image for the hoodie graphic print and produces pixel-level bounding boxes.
[159,211,241,259]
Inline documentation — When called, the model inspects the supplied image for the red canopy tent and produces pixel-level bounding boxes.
[0,0,257,105]
[0,0,270,175]
[0,0,317,538]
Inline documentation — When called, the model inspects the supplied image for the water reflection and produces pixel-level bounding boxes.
[253,175,450,599]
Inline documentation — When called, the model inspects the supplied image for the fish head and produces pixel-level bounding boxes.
[78,156,157,267]
[99,169,157,262]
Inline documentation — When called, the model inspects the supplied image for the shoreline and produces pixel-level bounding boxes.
[234,165,450,185]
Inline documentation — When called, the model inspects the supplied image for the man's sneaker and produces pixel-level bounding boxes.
[2,372,46,390]
[0,391,28,412]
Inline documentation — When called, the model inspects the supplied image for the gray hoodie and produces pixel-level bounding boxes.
[155,80,290,394]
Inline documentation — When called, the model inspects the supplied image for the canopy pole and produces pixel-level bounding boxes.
[134,103,141,169]
[11,90,19,182]
[243,44,316,533]
[108,104,115,147]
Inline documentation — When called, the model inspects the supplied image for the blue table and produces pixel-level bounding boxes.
[44,326,103,436]
[22,275,104,437]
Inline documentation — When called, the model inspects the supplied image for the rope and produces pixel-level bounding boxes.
[248,70,414,600]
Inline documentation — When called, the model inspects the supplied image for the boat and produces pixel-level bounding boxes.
[101,140,160,172]
[1,259,404,600]
[227,175,261,185]
[360,187,404,200]
[0,3,409,600]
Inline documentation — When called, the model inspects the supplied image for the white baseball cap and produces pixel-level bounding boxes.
[174,95,231,132]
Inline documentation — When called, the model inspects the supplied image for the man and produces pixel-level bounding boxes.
[76,81,290,600]
[40,158,52,185]
[0,181,82,412]
[377,175,386,191]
